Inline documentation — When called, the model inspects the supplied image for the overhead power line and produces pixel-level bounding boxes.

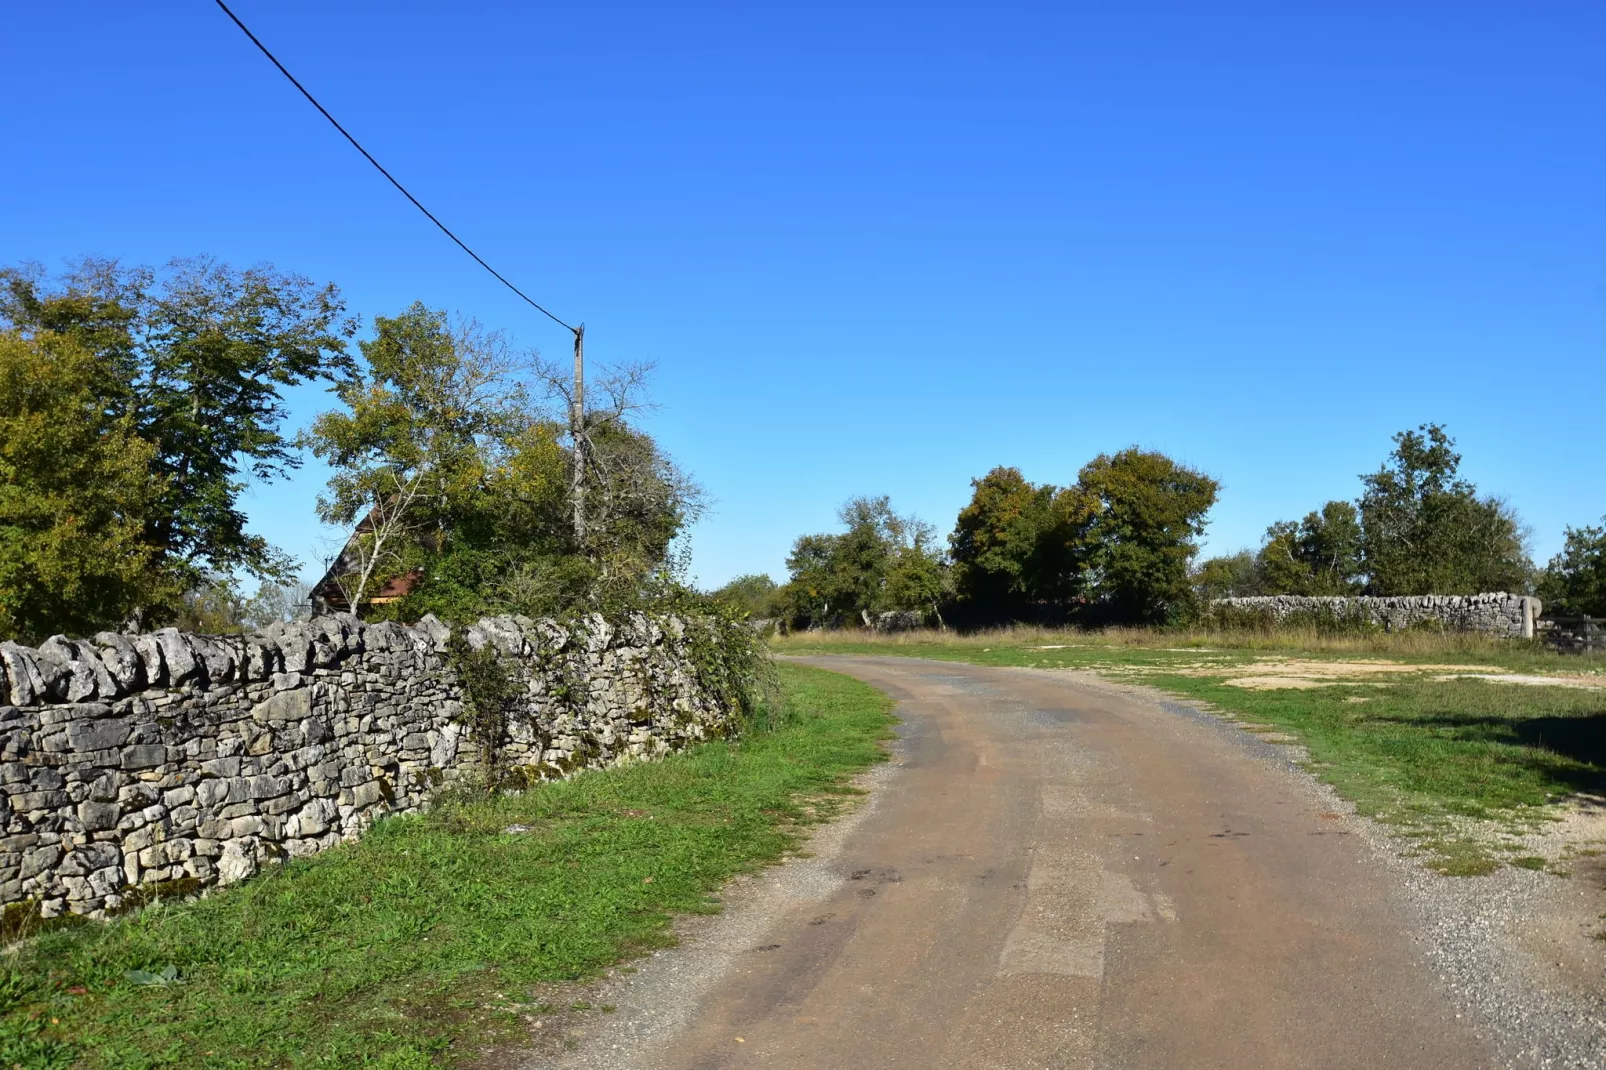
[213,0,577,335]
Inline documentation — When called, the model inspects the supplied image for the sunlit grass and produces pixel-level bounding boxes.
[774,623,1604,673]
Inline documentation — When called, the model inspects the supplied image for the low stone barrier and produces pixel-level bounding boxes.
[0,611,743,924]
[1206,593,1541,638]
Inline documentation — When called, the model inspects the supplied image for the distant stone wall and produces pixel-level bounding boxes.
[1207,593,1541,638]
[0,612,742,924]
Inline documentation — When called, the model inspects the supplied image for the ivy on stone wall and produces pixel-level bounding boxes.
[443,631,522,793]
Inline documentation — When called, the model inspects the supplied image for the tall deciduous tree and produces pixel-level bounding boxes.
[0,331,172,643]
[710,574,783,619]
[1254,501,1363,595]
[1062,448,1219,624]
[1538,518,1606,616]
[304,304,699,620]
[1194,550,1262,600]
[948,467,1058,621]
[301,305,528,610]
[0,257,354,595]
[782,496,947,627]
[1358,424,1531,595]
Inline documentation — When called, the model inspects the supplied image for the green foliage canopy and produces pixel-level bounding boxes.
[782,496,948,627]
[710,574,783,619]
[949,451,1218,625]
[1253,500,1364,596]
[303,304,696,621]
[0,257,353,595]
[1358,424,1531,595]
[1193,550,1261,601]
[948,467,1059,619]
[0,332,172,643]
[1538,518,1606,616]
[1064,448,1220,624]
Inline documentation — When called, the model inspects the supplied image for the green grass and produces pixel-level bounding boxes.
[0,664,894,1069]
[776,624,1606,675]
[780,629,1606,875]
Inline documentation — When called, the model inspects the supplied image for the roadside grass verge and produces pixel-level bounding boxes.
[779,629,1606,875]
[0,663,894,1069]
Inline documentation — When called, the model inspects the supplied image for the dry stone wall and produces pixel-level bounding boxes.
[1207,593,1541,638]
[0,612,742,924]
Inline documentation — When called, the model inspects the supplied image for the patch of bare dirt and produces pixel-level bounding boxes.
[1433,673,1605,691]
[1115,656,1601,692]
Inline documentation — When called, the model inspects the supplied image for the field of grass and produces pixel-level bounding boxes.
[777,622,1605,673]
[777,627,1606,875]
[0,664,894,1069]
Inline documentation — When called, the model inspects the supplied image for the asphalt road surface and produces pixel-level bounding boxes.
[544,656,1498,1070]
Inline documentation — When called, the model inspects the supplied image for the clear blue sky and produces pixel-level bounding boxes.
[4,2,1602,588]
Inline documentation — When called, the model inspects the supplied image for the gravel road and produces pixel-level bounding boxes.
[517,656,1606,1070]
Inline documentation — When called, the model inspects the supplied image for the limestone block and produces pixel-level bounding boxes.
[413,614,451,649]
[20,844,60,879]
[77,801,119,832]
[152,629,200,684]
[67,718,132,753]
[344,781,384,808]
[121,745,167,770]
[127,634,166,688]
[252,687,312,725]
[0,643,52,706]
[244,775,287,799]
[217,839,257,885]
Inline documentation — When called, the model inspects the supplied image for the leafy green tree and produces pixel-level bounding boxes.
[781,534,843,627]
[303,304,544,612]
[1254,501,1364,595]
[781,497,946,627]
[1358,424,1532,594]
[305,304,696,621]
[1194,550,1261,600]
[948,467,1058,621]
[582,417,702,604]
[1255,521,1311,595]
[1538,519,1606,616]
[885,518,951,622]
[0,331,171,643]
[1061,448,1219,624]
[1295,500,1364,594]
[711,574,783,618]
[1,257,353,597]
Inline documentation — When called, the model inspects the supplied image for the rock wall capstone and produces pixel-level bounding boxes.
[0,611,743,924]
[1207,593,1541,638]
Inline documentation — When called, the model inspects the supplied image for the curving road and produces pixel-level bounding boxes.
[543,656,1498,1069]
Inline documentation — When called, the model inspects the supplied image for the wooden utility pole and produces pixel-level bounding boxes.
[570,324,586,544]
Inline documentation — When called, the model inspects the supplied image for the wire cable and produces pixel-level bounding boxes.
[214,0,577,335]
